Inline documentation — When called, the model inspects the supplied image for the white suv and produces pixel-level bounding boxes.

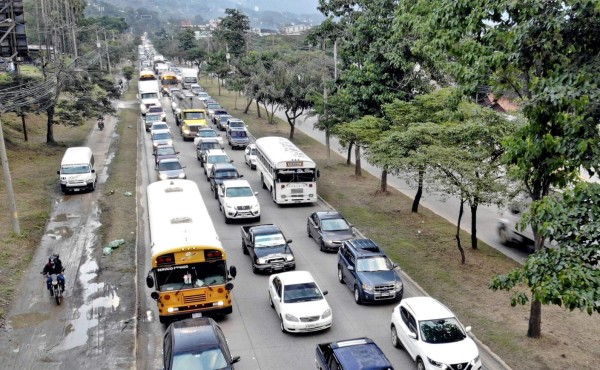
[218,179,260,223]
[203,149,231,179]
[390,296,481,370]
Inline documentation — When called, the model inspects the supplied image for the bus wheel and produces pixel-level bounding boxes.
[272,187,276,203]
[261,173,267,189]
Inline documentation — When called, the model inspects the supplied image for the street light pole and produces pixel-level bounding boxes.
[0,115,21,234]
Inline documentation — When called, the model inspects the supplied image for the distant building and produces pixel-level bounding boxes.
[251,28,279,37]
[209,18,222,29]
[180,20,192,28]
[281,24,312,35]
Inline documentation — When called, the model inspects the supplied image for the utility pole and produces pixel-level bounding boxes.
[103,30,112,74]
[0,115,21,234]
[96,29,103,70]
[333,39,338,80]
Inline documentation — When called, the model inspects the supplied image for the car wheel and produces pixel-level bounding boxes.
[416,358,425,370]
[242,242,249,255]
[319,239,326,252]
[255,215,261,223]
[354,286,362,305]
[307,225,311,238]
[214,189,218,199]
[391,325,403,349]
[269,295,274,308]
[337,266,344,283]
[252,263,258,274]
[224,213,230,224]
[280,317,287,333]
[206,174,210,182]
[498,226,510,245]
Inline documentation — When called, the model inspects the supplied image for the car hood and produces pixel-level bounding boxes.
[321,229,354,242]
[255,245,292,258]
[156,154,177,162]
[357,270,399,285]
[420,337,479,365]
[224,196,258,207]
[282,298,331,317]
[159,169,185,177]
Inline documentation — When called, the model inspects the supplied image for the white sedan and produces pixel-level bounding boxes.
[390,296,481,370]
[268,271,332,333]
[244,144,257,170]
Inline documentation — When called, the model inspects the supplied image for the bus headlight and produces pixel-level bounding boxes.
[183,129,190,134]
[213,301,224,306]
[167,307,179,313]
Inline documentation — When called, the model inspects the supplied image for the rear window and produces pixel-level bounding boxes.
[231,130,247,138]
[200,142,221,150]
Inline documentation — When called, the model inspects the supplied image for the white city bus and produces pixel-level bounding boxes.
[255,136,319,204]
[145,180,236,323]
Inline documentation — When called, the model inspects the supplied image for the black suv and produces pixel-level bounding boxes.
[337,239,403,305]
[209,163,243,199]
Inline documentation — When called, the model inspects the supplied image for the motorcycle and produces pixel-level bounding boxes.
[43,271,65,305]
[97,118,105,131]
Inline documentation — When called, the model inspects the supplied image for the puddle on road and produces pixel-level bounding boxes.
[51,213,79,222]
[98,151,116,184]
[46,226,74,240]
[10,312,51,329]
[53,217,122,352]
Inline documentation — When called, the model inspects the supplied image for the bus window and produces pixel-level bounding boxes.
[276,169,316,183]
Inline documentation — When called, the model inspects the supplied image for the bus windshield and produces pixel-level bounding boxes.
[155,261,227,291]
[276,168,316,183]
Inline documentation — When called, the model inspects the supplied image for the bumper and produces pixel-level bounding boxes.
[362,288,403,302]
[224,209,260,219]
[254,261,295,273]
[322,240,346,251]
[230,141,249,148]
[284,316,332,333]
[159,305,233,321]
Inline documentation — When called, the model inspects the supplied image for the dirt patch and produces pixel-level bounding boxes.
[201,77,600,370]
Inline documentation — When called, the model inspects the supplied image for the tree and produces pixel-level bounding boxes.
[400,0,600,337]
[491,182,600,317]
[205,52,231,96]
[213,9,250,58]
[122,66,135,86]
[333,116,387,177]
[186,47,206,73]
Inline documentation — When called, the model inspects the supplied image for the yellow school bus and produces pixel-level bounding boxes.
[160,71,178,95]
[145,180,237,323]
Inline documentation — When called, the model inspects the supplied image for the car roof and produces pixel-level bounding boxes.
[152,129,170,136]
[212,163,237,171]
[198,138,219,144]
[315,211,344,220]
[345,239,383,256]
[151,122,168,127]
[206,149,227,156]
[331,338,392,369]
[146,113,162,118]
[229,127,247,131]
[403,297,454,320]
[222,179,250,188]
[273,270,315,285]
[198,127,216,132]
[168,318,220,354]
[158,157,180,164]
[228,118,244,122]
[247,143,256,148]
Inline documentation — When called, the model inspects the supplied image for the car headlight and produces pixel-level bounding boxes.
[362,283,374,293]
[159,173,167,180]
[225,204,233,209]
[257,258,266,264]
[167,140,173,145]
[395,281,403,290]
[183,129,189,134]
[427,357,444,368]
[252,204,260,210]
[321,309,332,319]
[178,173,186,179]
[284,314,299,322]
[285,255,294,262]
[86,178,93,183]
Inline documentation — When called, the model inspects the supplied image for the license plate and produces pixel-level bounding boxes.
[380,292,393,298]
[192,312,203,318]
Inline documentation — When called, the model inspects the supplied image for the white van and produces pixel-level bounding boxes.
[57,147,97,193]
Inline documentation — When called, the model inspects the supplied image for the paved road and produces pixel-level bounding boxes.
[135,94,510,370]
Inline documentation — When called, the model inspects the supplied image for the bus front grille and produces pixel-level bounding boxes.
[184,294,207,304]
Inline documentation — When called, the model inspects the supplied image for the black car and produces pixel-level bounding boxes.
[307,211,356,252]
[209,163,243,199]
[163,317,240,370]
[211,109,229,125]
[337,239,403,305]
[196,138,222,165]
[153,145,179,168]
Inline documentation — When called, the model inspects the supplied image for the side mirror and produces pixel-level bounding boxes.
[231,356,241,365]
[150,292,159,300]
[322,290,328,296]
[239,174,244,178]
[254,192,258,196]
[465,326,472,333]
[408,332,417,340]
[91,169,96,173]
[316,169,321,179]
[229,160,234,163]
[229,265,237,279]
[146,274,155,288]
[347,265,354,271]
[225,282,234,291]
[57,170,60,175]
[287,239,293,244]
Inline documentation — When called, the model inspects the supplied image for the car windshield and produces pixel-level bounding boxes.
[208,155,229,164]
[199,142,221,150]
[215,170,239,179]
[419,318,466,344]
[248,148,256,155]
[158,161,182,171]
[207,104,221,109]
[153,133,171,140]
[220,116,232,122]
[356,256,394,272]
[198,92,209,98]
[156,147,176,156]
[230,130,247,138]
[321,218,351,232]
[61,164,90,174]
[172,347,228,369]
[283,282,322,303]
[225,186,253,197]
[141,92,158,99]
[152,124,168,131]
[184,112,205,120]
[198,130,217,138]
[230,121,244,128]
[146,115,161,122]
[254,234,286,248]
[148,107,163,113]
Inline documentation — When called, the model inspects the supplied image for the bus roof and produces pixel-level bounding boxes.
[160,71,178,79]
[255,136,316,169]
[147,180,223,259]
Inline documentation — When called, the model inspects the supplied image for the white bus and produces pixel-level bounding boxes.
[255,136,319,204]
[145,180,237,323]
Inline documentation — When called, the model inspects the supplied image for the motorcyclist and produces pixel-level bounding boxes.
[42,254,65,295]
[97,116,104,130]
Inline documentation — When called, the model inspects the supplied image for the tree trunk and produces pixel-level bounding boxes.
[20,113,28,142]
[412,168,424,213]
[380,169,387,193]
[470,203,478,249]
[455,199,466,264]
[234,91,238,109]
[527,299,542,338]
[354,144,362,177]
[289,122,295,140]
[346,141,353,165]
[217,78,221,96]
[46,106,55,143]
[325,130,331,167]
[244,99,252,114]
[256,101,261,118]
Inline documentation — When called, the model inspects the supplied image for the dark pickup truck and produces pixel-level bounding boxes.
[315,337,394,370]
[240,224,295,274]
